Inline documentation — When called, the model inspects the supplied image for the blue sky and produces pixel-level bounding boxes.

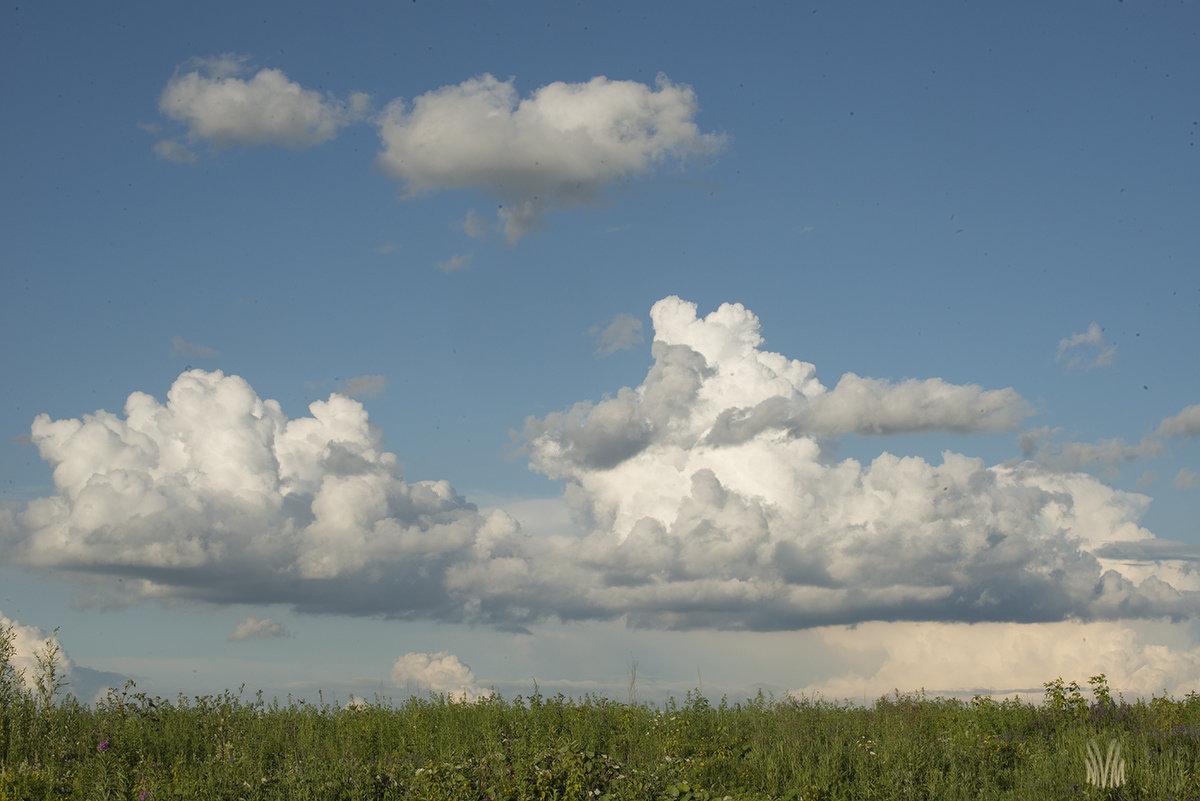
[2,0,1199,705]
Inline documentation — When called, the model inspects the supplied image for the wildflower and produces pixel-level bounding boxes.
[98,739,110,752]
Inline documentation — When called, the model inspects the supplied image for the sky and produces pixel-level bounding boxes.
[2,0,1199,707]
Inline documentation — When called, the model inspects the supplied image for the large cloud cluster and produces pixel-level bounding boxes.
[498,296,1198,630]
[5,300,1197,636]
[375,74,724,242]
[2,370,516,618]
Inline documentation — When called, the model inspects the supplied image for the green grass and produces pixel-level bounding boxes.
[3,625,1200,799]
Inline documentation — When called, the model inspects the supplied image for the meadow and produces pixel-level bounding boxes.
[2,625,1199,800]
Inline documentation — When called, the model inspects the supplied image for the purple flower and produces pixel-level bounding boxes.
[138,790,149,800]
[98,739,109,752]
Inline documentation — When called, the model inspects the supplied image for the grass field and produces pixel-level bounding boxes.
[2,624,1199,800]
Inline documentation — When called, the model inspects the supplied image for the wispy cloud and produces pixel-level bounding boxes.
[436,253,472,273]
[1174,468,1199,490]
[338,375,387,399]
[1056,322,1116,371]
[591,314,644,357]
[170,335,219,360]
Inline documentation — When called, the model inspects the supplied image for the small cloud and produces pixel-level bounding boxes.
[1174,468,1199,490]
[1137,470,1158,489]
[228,617,291,641]
[1158,404,1200,439]
[390,651,483,700]
[1056,322,1115,371]
[436,253,472,273]
[373,243,397,255]
[339,375,387,399]
[170,336,219,359]
[590,314,644,357]
[157,54,363,154]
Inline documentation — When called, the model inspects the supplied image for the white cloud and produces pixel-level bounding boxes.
[1056,322,1116,371]
[229,616,291,641]
[158,55,366,152]
[390,651,483,700]
[375,74,724,242]
[5,305,1196,638]
[0,613,69,695]
[2,369,518,618]
[170,335,219,360]
[591,314,644,357]
[1173,468,1199,490]
[496,297,1200,631]
[1158,404,1200,439]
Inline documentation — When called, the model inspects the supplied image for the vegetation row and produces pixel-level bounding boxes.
[3,624,1199,800]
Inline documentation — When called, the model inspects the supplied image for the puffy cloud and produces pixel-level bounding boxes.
[1,370,517,619]
[1056,322,1115,371]
[390,651,483,700]
[591,314,644,357]
[0,613,69,695]
[228,617,291,641]
[170,335,219,360]
[375,74,724,242]
[1158,404,1200,439]
[158,55,367,153]
[501,297,1200,631]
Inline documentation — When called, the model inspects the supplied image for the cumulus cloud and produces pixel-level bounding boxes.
[495,297,1200,631]
[390,651,483,700]
[0,613,69,695]
[1,369,518,619]
[228,616,291,641]
[375,74,724,242]
[157,55,367,155]
[1056,322,1115,371]
[5,302,1196,638]
[591,314,644,357]
[171,336,219,360]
